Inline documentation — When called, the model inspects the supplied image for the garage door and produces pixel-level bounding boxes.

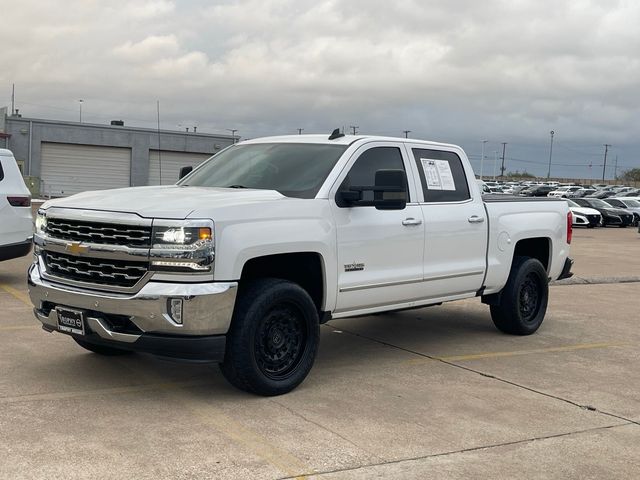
[41,143,131,196]
[148,150,212,185]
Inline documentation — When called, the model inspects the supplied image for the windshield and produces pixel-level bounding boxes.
[179,143,348,199]
[623,199,640,207]
[588,199,611,208]
[567,200,579,207]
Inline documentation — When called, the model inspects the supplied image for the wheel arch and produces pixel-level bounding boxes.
[239,252,327,315]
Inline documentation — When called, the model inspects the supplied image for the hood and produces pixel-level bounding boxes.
[41,185,286,219]
[569,206,600,216]
[601,207,630,216]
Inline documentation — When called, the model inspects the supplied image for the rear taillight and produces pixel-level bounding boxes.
[567,211,573,244]
[7,196,31,207]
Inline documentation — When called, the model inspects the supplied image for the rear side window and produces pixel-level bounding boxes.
[340,146,409,203]
[412,149,470,202]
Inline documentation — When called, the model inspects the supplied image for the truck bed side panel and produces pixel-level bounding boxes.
[483,198,569,294]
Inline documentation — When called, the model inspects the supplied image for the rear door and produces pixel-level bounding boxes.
[407,145,487,298]
[330,142,425,313]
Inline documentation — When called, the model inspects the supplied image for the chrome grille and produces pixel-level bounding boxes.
[46,218,152,247]
[44,251,148,288]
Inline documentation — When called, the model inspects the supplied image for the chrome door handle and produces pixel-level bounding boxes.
[468,215,485,223]
[402,218,423,226]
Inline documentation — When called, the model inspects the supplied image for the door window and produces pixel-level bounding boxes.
[412,149,470,202]
[339,146,409,204]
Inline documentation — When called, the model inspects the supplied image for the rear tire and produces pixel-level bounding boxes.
[73,337,133,356]
[490,256,549,335]
[220,278,320,396]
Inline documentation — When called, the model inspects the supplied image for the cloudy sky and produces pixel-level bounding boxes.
[1,0,639,178]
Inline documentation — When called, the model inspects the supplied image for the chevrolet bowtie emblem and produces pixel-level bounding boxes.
[65,242,90,255]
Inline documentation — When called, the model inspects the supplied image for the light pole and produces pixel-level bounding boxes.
[480,140,488,180]
[546,130,555,179]
[78,99,83,123]
[602,144,611,181]
[403,130,411,138]
[226,129,238,144]
[493,151,498,180]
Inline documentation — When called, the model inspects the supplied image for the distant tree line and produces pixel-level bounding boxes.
[619,168,640,182]
[505,171,536,178]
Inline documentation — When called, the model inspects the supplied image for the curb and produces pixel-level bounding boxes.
[551,275,640,286]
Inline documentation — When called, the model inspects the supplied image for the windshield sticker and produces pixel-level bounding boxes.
[421,159,456,191]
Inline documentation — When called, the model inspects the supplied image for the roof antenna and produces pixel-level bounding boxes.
[328,128,345,140]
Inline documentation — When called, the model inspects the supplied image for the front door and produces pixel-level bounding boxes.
[330,143,425,314]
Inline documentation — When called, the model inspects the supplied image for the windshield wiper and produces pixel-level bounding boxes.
[226,185,249,189]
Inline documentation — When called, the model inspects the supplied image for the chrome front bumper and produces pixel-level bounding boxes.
[28,263,238,339]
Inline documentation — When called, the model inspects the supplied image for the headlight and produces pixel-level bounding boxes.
[35,211,47,234]
[153,226,212,247]
[150,220,214,273]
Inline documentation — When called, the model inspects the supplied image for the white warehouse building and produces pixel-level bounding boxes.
[0,107,235,197]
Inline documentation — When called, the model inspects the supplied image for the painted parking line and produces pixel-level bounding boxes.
[406,342,630,365]
[0,283,31,307]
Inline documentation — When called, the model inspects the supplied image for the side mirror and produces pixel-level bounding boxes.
[373,169,407,210]
[179,166,193,180]
[336,169,407,210]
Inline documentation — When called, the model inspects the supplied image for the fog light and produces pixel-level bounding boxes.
[169,298,183,324]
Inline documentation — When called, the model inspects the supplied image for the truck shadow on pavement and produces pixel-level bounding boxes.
[27,305,499,399]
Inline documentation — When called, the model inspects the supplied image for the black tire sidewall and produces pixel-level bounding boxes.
[491,257,549,335]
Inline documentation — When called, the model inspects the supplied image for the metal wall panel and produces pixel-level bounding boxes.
[41,143,131,196]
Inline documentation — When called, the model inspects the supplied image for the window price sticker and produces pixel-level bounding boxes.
[420,158,456,191]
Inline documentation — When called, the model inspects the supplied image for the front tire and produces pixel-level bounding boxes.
[490,256,549,335]
[221,278,320,396]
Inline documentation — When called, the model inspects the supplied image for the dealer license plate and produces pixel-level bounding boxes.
[56,307,86,336]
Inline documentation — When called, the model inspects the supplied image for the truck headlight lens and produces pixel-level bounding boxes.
[35,211,47,234]
[150,220,214,273]
[153,226,212,247]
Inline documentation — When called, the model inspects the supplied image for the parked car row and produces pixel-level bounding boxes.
[478,179,640,229]
[568,198,636,228]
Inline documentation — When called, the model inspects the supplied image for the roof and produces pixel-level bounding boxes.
[0,148,14,156]
[240,134,460,150]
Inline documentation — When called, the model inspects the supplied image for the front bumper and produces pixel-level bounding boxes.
[28,264,238,361]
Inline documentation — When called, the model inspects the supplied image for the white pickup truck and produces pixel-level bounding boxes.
[29,133,573,395]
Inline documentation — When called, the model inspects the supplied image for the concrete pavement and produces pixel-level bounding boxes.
[0,227,638,479]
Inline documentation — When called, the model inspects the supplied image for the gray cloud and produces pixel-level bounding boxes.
[1,0,639,177]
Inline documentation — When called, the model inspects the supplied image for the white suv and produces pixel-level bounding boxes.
[0,149,33,261]
[548,186,581,198]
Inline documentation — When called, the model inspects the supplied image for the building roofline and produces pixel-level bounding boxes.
[5,114,235,141]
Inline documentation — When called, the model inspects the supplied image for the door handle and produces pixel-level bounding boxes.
[468,215,485,223]
[402,218,423,226]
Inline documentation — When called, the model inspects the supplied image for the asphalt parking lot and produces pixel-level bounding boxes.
[1,227,639,479]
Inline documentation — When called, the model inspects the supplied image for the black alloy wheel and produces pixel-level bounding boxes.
[518,273,542,324]
[254,302,308,380]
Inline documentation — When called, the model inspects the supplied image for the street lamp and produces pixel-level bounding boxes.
[546,130,555,179]
[78,99,84,123]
